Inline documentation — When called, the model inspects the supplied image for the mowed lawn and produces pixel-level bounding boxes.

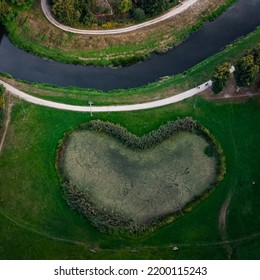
[0,96,259,259]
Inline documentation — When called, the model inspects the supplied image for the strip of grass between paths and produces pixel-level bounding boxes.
[1,0,237,66]
[1,26,259,106]
[0,94,259,259]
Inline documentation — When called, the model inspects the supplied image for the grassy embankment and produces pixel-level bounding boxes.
[0,90,259,260]
[1,0,237,66]
[2,25,259,106]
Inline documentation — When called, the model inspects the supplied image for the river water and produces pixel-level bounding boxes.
[0,0,259,90]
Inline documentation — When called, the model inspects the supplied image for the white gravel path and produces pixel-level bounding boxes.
[41,0,199,35]
[0,79,212,112]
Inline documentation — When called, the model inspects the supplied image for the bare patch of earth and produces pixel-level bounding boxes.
[201,77,260,102]
[219,195,232,232]
[218,194,233,258]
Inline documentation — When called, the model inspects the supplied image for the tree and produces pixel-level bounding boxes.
[118,0,132,14]
[250,47,260,67]
[76,0,95,25]
[7,0,34,8]
[10,0,27,6]
[141,0,168,17]
[132,8,145,22]
[51,0,96,26]
[234,55,259,87]
[211,62,232,94]
[52,0,80,26]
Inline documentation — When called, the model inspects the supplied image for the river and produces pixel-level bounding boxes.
[0,0,259,90]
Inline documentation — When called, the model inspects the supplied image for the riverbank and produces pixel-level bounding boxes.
[2,0,236,66]
[1,26,259,106]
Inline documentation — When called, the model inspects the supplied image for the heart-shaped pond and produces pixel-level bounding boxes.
[59,119,222,232]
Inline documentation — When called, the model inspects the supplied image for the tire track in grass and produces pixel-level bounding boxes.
[218,193,233,258]
[0,207,90,248]
[1,203,260,256]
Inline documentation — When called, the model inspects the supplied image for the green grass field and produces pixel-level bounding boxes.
[0,94,259,259]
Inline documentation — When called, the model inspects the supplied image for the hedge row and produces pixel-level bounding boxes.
[81,117,197,150]
[85,117,226,182]
[63,182,142,234]
[196,123,226,183]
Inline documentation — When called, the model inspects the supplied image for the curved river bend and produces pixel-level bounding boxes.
[0,0,260,90]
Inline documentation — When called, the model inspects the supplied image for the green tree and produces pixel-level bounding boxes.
[11,0,27,6]
[132,8,146,22]
[51,0,96,26]
[250,47,260,67]
[211,62,232,94]
[52,0,80,26]
[118,0,132,13]
[7,0,34,8]
[76,0,95,25]
[141,0,169,17]
[234,55,259,87]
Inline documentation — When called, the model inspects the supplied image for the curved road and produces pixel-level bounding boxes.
[41,0,199,35]
[0,79,211,112]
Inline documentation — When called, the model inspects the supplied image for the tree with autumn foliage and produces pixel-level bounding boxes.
[211,62,232,94]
